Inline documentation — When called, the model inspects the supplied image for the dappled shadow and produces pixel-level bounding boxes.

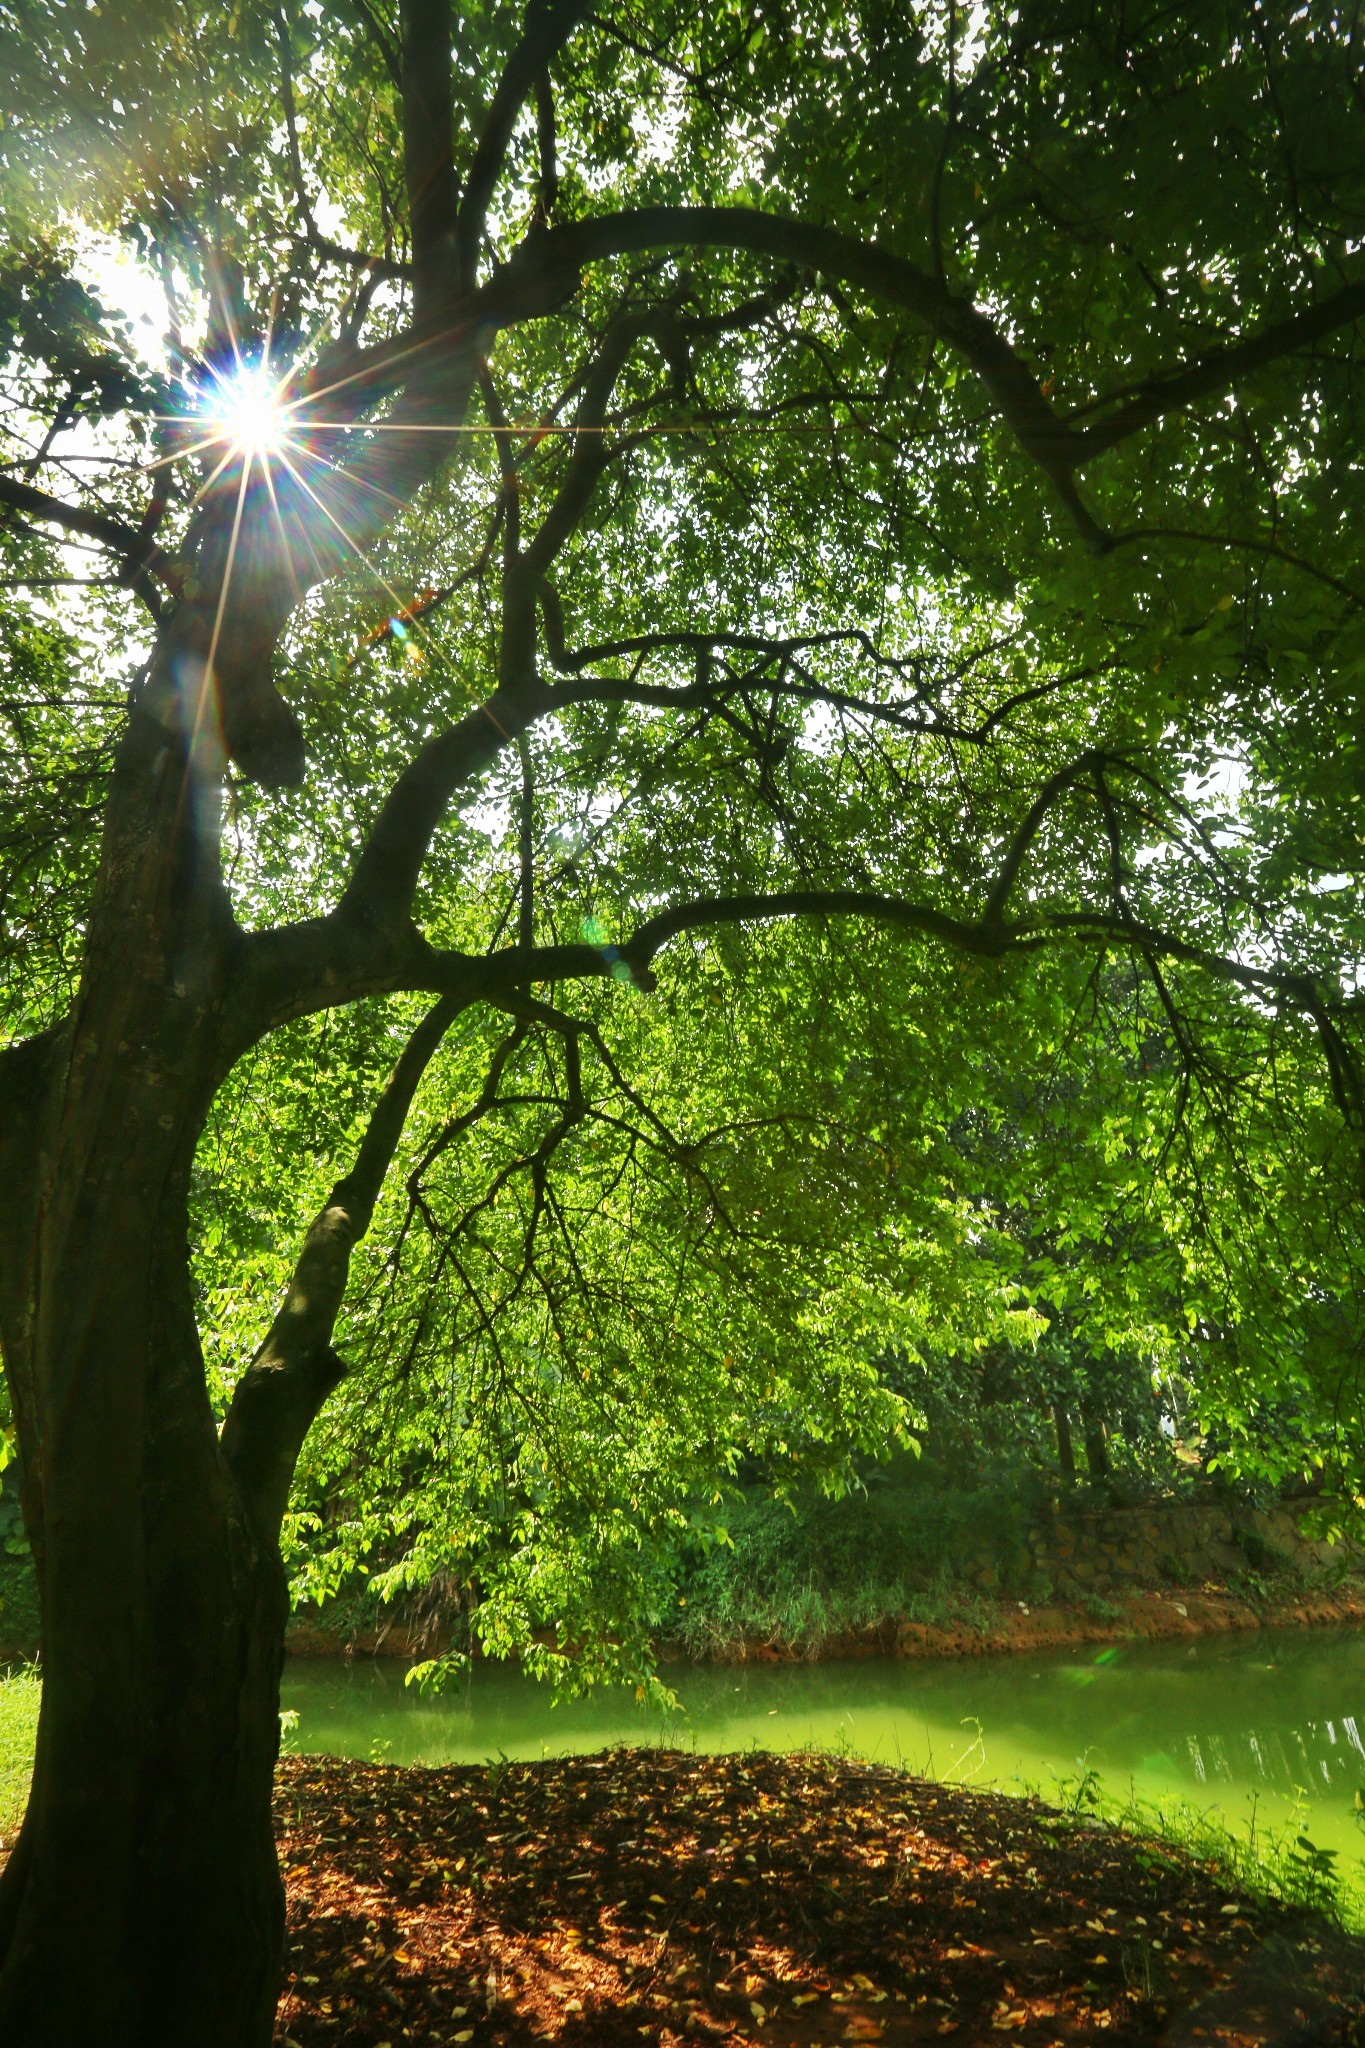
[273,1750,1365,2046]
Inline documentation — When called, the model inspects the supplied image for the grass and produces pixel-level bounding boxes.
[674,1553,1005,1658]
[1035,1759,1365,1934]
[0,1663,39,1844]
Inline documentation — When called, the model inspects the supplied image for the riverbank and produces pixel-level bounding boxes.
[280,1482,1365,1667]
[278,1578,1365,1667]
[709,1582,1365,1665]
[6,1482,1362,1671]
[5,1577,1361,1677]
[270,1746,1365,2046]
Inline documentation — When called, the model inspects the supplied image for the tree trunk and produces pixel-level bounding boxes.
[1052,1401,1076,1484]
[0,1151,291,2047]
[0,1436,288,2047]
[0,712,291,2047]
[0,694,464,2041]
[1081,1402,1110,1482]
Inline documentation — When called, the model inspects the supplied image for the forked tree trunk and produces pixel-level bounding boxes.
[0,692,464,2042]
[0,714,293,2047]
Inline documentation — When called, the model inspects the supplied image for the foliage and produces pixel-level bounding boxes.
[2,0,1365,1700]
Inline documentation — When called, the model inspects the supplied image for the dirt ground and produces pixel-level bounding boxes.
[273,1748,1365,2047]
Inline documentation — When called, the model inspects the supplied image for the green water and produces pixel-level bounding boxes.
[282,1624,1365,1865]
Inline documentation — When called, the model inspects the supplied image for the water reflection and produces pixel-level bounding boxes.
[281,1623,1365,1859]
[1184,1710,1365,1792]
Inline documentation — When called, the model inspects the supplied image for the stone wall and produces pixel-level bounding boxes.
[962,1493,1358,1602]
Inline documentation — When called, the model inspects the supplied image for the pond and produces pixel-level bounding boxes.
[282,1622,1365,1866]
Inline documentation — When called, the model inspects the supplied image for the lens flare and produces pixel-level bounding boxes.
[200,359,290,458]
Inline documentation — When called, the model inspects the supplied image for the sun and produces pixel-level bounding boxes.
[200,358,291,459]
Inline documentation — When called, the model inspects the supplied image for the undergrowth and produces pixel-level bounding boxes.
[1033,1759,1365,1934]
[672,1474,1034,1656]
[0,1551,40,1658]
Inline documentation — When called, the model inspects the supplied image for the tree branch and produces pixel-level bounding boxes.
[336,683,551,931]
[454,0,588,292]
[534,63,559,223]
[544,623,1078,742]
[979,750,1105,930]
[1069,274,1365,459]
[1023,909,1364,1133]
[521,287,784,579]
[346,0,403,88]
[521,311,652,577]
[617,890,1006,978]
[520,213,1365,547]
[219,991,467,1541]
[0,473,152,566]
[233,814,1364,1175]
[0,472,170,618]
[517,734,535,948]
[526,205,1108,547]
[231,714,1099,1047]
[401,0,459,307]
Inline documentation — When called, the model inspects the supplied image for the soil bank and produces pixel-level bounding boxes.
[280,1581,1365,1666]
[709,1584,1365,1666]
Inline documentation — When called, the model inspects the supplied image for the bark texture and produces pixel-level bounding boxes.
[0,696,466,2042]
[0,14,577,2042]
[0,712,294,2046]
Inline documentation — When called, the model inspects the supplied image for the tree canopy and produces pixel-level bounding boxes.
[5,0,1365,1654]
[0,2,1363,2035]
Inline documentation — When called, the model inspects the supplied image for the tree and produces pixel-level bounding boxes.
[1,0,1363,2039]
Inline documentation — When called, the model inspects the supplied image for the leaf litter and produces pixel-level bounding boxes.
[272,1749,1365,2046]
